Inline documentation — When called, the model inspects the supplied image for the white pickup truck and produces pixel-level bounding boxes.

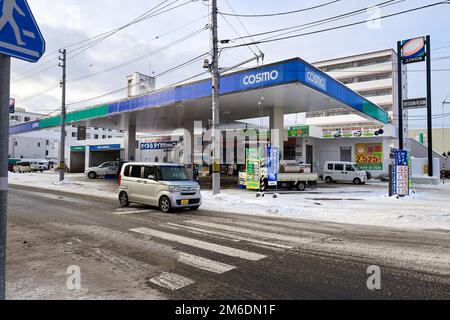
[262,161,319,191]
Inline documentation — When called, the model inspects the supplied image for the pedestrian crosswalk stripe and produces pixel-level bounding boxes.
[112,209,154,215]
[177,252,236,274]
[130,227,266,261]
[185,220,313,245]
[166,223,293,250]
[213,219,327,239]
[149,272,194,291]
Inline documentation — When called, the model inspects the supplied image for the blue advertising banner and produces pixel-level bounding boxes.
[9,119,39,134]
[140,141,177,150]
[90,144,121,151]
[267,147,279,186]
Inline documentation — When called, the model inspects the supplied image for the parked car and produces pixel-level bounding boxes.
[13,161,32,173]
[30,161,48,172]
[85,161,119,179]
[118,163,201,213]
[323,161,367,185]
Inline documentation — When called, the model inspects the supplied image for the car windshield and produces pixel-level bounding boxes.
[158,166,190,181]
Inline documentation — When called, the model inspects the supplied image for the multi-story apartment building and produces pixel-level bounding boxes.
[310,49,408,148]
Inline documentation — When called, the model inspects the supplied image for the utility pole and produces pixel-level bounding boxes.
[426,35,433,177]
[0,54,11,300]
[211,0,221,195]
[58,49,67,182]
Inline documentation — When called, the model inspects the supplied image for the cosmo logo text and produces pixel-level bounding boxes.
[243,70,279,86]
[306,67,327,91]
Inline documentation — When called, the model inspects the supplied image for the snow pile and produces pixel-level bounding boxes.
[201,185,450,231]
[8,172,117,200]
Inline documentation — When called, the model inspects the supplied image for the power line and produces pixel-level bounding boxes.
[67,26,209,83]
[222,0,399,43]
[219,0,342,17]
[68,0,195,60]
[223,1,450,48]
[221,0,263,57]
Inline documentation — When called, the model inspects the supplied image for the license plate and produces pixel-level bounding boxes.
[181,200,189,206]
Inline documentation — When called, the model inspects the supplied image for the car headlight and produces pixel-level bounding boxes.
[169,186,181,193]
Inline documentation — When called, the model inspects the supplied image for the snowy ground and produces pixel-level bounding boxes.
[8,171,450,231]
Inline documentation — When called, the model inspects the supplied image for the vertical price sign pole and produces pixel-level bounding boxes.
[0,0,46,299]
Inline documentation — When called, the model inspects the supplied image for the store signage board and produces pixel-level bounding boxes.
[267,147,279,186]
[401,37,426,64]
[403,98,427,110]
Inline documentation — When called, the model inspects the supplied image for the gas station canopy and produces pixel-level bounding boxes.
[10,58,389,135]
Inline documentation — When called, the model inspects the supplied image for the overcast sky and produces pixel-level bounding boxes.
[9,0,450,129]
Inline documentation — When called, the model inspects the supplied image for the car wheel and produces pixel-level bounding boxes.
[296,182,307,192]
[119,192,130,207]
[88,172,97,179]
[353,178,362,185]
[159,196,172,213]
[189,206,200,211]
[325,176,333,184]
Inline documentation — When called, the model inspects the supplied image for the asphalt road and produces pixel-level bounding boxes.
[5,185,450,300]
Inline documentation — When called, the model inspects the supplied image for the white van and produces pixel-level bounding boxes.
[118,163,201,213]
[323,161,367,185]
[13,161,32,173]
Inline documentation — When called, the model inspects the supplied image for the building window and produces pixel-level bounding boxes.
[102,135,106,139]
[108,135,112,139]
[14,141,18,146]
[24,117,31,122]
[46,140,49,146]
[45,150,49,156]
[94,134,99,139]
[72,132,77,138]
[38,142,41,147]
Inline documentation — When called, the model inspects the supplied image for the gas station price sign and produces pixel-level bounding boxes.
[392,150,411,196]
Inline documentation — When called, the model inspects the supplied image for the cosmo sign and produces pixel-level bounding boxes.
[305,67,327,91]
[242,69,280,87]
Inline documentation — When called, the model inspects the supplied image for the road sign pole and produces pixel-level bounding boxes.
[397,41,404,150]
[0,54,11,300]
[58,49,67,182]
[426,35,433,177]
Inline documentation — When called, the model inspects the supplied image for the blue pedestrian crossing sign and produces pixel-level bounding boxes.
[0,0,45,62]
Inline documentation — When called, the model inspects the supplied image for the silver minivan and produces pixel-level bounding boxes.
[118,162,202,213]
[323,161,368,185]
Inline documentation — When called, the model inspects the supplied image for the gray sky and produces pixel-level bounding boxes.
[9,0,450,129]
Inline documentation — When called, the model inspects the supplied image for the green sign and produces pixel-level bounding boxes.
[246,159,261,190]
[71,146,86,152]
[288,125,309,137]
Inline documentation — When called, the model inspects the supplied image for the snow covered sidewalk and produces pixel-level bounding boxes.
[8,171,450,231]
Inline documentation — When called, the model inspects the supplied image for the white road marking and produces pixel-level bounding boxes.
[167,223,293,250]
[149,272,194,291]
[130,227,266,261]
[112,209,154,215]
[185,220,313,245]
[177,252,236,274]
